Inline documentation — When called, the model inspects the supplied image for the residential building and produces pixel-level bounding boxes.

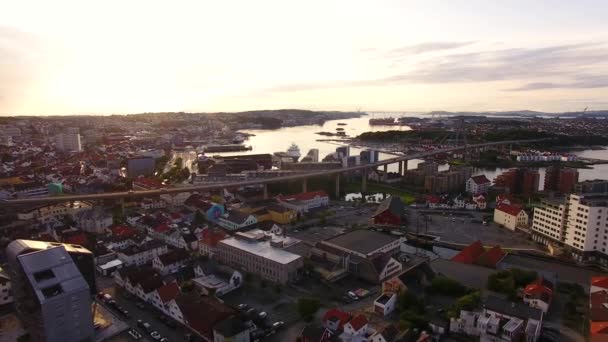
[215,230,304,284]
[341,314,368,340]
[0,267,13,305]
[55,132,82,152]
[466,175,492,194]
[17,201,92,225]
[216,211,258,231]
[322,308,352,333]
[523,277,554,313]
[494,203,529,231]
[116,240,169,266]
[564,193,608,263]
[531,198,568,246]
[369,324,401,342]
[7,245,94,342]
[544,166,579,194]
[193,262,243,297]
[575,180,608,194]
[199,228,227,257]
[277,191,329,214]
[74,207,113,233]
[494,168,539,195]
[174,293,237,340]
[371,196,405,226]
[473,194,487,210]
[424,166,473,194]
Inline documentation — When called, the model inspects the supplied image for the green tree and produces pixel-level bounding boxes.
[427,276,469,297]
[298,297,321,321]
[193,211,206,225]
[449,291,481,318]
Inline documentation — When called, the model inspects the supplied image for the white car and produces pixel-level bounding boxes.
[128,329,142,340]
[150,331,161,340]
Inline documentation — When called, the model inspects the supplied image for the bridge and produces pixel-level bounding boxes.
[0,139,546,206]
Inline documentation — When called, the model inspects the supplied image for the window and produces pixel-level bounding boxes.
[41,284,63,299]
[34,269,55,282]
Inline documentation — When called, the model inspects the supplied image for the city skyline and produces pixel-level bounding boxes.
[2,0,608,116]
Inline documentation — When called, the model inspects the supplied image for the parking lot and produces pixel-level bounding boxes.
[407,208,539,249]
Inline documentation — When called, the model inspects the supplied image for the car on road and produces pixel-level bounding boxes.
[258,312,267,319]
[347,291,359,301]
[137,320,153,333]
[150,331,162,340]
[160,338,169,342]
[272,321,284,330]
[136,301,146,310]
[237,303,249,311]
[128,329,143,340]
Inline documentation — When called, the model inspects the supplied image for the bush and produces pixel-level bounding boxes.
[298,297,321,321]
[428,276,469,297]
[487,268,535,298]
[397,291,425,314]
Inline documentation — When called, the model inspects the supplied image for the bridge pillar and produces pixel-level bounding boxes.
[383,164,388,173]
[398,161,403,175]
[262,184,268,199]
[361,169,368,193]
[302,178,308,193]
[335,174,340,198]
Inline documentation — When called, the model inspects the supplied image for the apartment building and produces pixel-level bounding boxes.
[55,132,82,152]
[531,193,608,265]
[531,198,568,246]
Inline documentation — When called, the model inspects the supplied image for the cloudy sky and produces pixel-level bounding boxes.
[2,0,608,115]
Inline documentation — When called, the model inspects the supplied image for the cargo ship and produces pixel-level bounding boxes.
[369,118,399,125]
[203,144,252,153]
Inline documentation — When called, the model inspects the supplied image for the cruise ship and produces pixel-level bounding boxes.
[286,143,301,160]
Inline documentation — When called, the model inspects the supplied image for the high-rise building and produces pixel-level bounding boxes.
[494,168,539,194]
[531,193,608,265]
[127,157,156,178]
[6,243,94,342]
[544,166,579,194]
[55,133,82,152]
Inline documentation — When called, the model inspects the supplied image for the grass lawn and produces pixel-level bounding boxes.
[344,181,418,204]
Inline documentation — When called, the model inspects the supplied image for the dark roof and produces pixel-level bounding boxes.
[373,196,404,218]
[118,240,166,256]
[323,230,398,256]
[139,274,164,293]
[371,252,393,273]
[377,324,399,342]
[158,248,190,265]
[484,295,542,320]
[214,316,249,337]
[176,293,236,339]
[224,210,253,224]
[475,245,506,268]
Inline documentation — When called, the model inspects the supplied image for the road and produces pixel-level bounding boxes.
[1,139,547,205]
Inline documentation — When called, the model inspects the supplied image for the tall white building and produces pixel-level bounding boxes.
[55,133,82,152]
[532,193,608,265]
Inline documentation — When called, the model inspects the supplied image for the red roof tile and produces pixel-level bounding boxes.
[451,240,484,264]
[593,277,608,290]
[157,282,180,303]
[347,314,368,331]
[470,175,491,185]
[322,308,351,329]
[496,203,523,217]
[475,245,506,268]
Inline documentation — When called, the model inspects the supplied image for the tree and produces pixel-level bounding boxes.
[427,276,469,297]
[193,211,206,225]
[449,291,481,318]
[298,297,321,321]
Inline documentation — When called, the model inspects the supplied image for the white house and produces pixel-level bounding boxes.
[369,325,400,342]
[193,268,243,297]
[373,293,397,316]
[473,194,487,210]
[466,175,492,194]
[149,281,181,314]
[494,203,529,231]
[216,212,257,231]
[340,314,368,340]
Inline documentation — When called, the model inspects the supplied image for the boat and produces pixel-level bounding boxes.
[337,122,347,126]
[369,118,398,125]
[336,128,344,131]
[286,143,301,160]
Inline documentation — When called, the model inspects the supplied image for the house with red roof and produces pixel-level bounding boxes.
[590,276,608,341]
[199,228,226,257]
[451,241,485,264]
[523,277,554,313]
[322,308,352,333]
[493,203,528,231]
[466,175,492,194]
[472,194,487,210]
[475,245,506,268]
[277,191,329,214]
[341,314,369,339]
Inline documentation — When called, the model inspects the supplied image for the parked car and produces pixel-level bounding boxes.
[137,320,153,333]
[150,331,162,340]
[136,302,146,310]
[160,338,169,342]
[347,292,358,301]
[272,321,284,330]
[128,329,143,340]
[237,303,249,311]
[258,312,267,319]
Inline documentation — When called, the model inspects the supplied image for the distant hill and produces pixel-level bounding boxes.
[427,110,608,117]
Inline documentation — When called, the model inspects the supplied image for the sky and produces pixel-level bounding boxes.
[2,0,608,115]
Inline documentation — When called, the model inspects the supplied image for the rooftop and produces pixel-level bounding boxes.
[324,230,399,256]
[219,237,302,265]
